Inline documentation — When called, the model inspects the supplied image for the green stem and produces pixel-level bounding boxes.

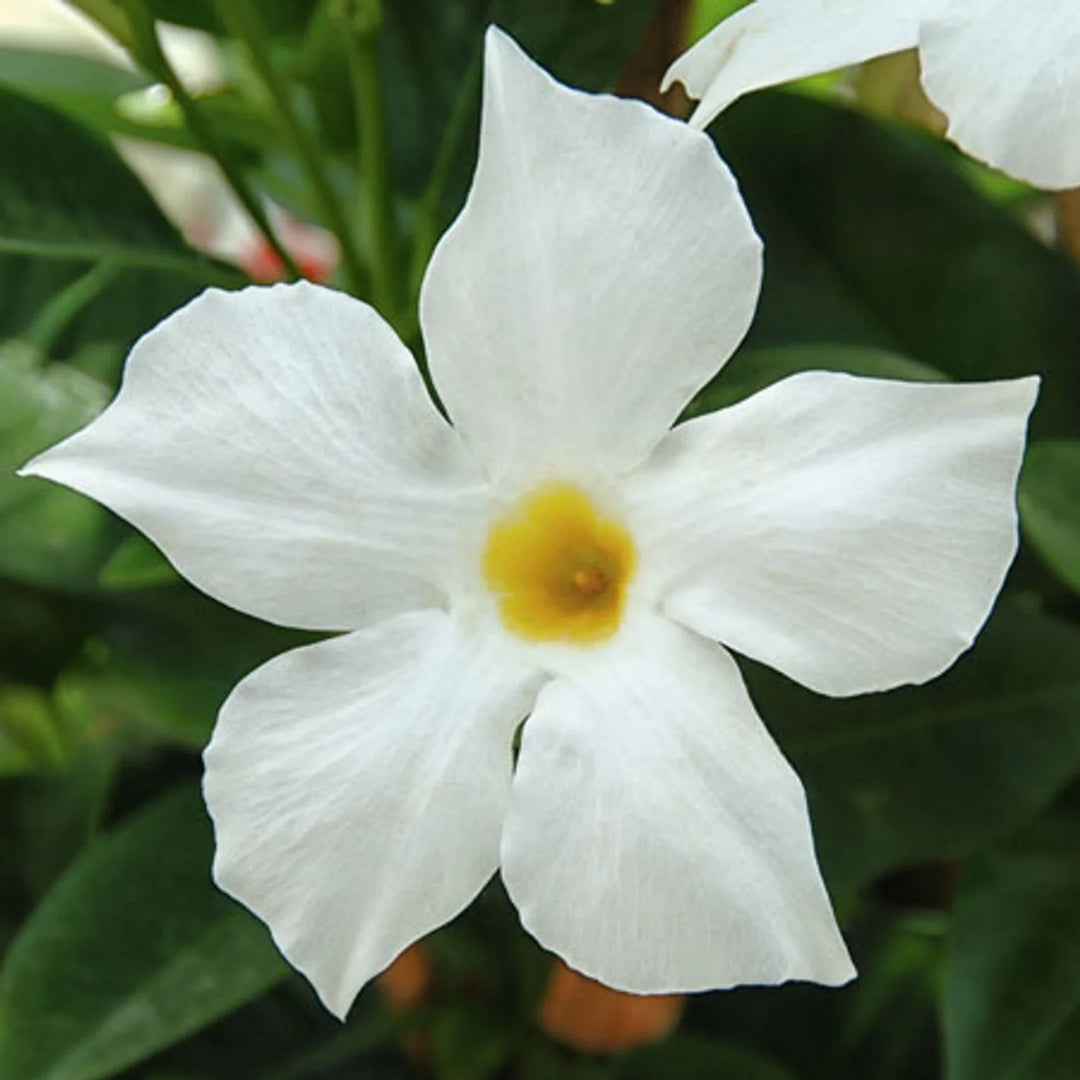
[342,9,401,323]
[82,745,121,841]
[0,238,249,286]
[123,4,302,281]
[23,261,123,353]
[408,46,482,301]
[215,0,368,295]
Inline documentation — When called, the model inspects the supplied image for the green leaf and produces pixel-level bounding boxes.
[495,0,663,91]
[1018,440,1080,594]
[431,1005,513,1080]
[714,93,1080,439]
[0,738,120,911]
[687,342,944,417]
[63,2,134,52]
[307,0,661,197]
[0,47,148,136]
[691,1,752,40]
[0,786,288,1080]
[839,913,944,1077]
[371,0,486,196]
[0,723,34,777]
[0,686,69,776]
[0,582,94,686]
[0,257,206,369]
[0,344,121,589]
[98,534,177,589]
[141,0,319,35]
[56,588,311,750]
[0,84,216,276]
[749,608,1080,889]
[618,1033,798,1080]
[944,815,1080,1080]
[0,47,265,156]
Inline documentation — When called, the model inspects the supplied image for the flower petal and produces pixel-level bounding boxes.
[664,0,934,130]
[501,614,853,993]
[203,610,541,1019]
[919,0,1080,189]
[624,372,1038,698]
[22,283,488,631]
[420,27,761,488]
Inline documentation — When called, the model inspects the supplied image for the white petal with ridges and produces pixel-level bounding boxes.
[664,0,937,130]
[624,372,1038,698]
[421,27,761,489]
[22,283,489,631]
[204,610,542,1019]
[920,0,1080,189]
[501,614,853,992]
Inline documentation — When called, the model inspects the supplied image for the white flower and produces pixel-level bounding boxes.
[22,27,1036,1019]
[664,0,1080,190]
[0,0,130,64]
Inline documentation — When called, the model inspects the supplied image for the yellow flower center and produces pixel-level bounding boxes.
[482,483,636,645]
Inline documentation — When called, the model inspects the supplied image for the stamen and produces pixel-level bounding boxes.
[572,567,607,597]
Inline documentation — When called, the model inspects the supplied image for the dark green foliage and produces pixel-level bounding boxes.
[714,92,1080,438]
[0,348,119,589]
[1019,440,1080,594]
[0,787,287,1080]
[756,608,1080,888]
[944,816,1080,1080]
[0,85,186,268]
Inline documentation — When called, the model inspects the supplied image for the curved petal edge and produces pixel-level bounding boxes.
[204,610,541,1018]
[664,0,929,130]
[501,615,854,993]
[21,282,489,632]
[421,26,762,487]
[625,372,1039,698]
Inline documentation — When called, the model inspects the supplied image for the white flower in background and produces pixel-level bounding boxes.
[0,0,336,279]
[223,204,339,285]
[664,0,1080,190]
[0,0,129,63]
[0,1,226,239]
[22,27,1037,1018]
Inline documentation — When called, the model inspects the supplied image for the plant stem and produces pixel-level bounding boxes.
[408,46,482,301]
[215,0,368,295]
[23,261,123,353]
[342,6,401,324]
[122,4,302,281]
[0,241,246,288]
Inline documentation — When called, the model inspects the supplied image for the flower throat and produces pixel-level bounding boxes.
[482,483,636,645]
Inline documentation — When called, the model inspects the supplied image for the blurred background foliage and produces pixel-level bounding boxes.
[0,1,1078,1078]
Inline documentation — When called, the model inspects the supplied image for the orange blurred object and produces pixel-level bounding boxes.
[1057,189,1080,264]
[376,942,435,1013]
[537,959,684,1055]
[242,240,336,285]
[235,209,339,284]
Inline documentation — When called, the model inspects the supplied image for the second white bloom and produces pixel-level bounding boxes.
[665,0,1080,190]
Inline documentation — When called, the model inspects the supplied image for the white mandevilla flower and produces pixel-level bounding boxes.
[664,0,1080,190]
[22,27,1037,1019]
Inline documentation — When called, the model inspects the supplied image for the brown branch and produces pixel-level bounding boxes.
[616,0,693,116]
[1056,188,1080,264]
